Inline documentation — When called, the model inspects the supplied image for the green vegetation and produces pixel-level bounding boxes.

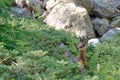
[0,1,120,80]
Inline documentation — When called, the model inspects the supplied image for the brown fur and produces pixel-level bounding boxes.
[77,36,88,68]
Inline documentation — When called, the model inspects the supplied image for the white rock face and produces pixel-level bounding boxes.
[100,28,120,41]
[44,2,95,38]
[46,0,73,12]
[88,38,100,47]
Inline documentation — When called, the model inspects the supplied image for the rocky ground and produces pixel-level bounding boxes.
[13,0,120,45]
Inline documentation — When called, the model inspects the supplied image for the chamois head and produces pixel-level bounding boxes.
[77,36,88,51]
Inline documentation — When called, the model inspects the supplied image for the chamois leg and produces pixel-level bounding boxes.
[80,48,88,68]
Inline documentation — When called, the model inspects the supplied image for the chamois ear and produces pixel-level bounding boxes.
[83,36,86,42]
[80,36,84,42]
[83,36,85,40]
[80,36,88,43]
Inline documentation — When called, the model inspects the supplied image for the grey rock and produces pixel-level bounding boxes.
[58,43,65,48]
[26,0,43,14]
[92,18,110,36]
[15,0,43,15]
[93,0,118,18]
[103,0,120,9]
[100,28,120,41]
[111,12,120,19]
[73,0,94,13]
[11,6,31,17]
[111,16,120,28]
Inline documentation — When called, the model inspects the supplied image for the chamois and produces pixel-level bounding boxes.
[77,36,88,69]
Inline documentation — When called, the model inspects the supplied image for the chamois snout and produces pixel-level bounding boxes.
[77,42,86,50]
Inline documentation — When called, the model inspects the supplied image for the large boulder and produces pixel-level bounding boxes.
[44,3,95,39]
[100,28,120,42]
[92,18,110,36]
[93,0,118,18]
[73,0,94,13]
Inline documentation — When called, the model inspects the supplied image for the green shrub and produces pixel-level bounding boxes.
[0,0,120,79]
